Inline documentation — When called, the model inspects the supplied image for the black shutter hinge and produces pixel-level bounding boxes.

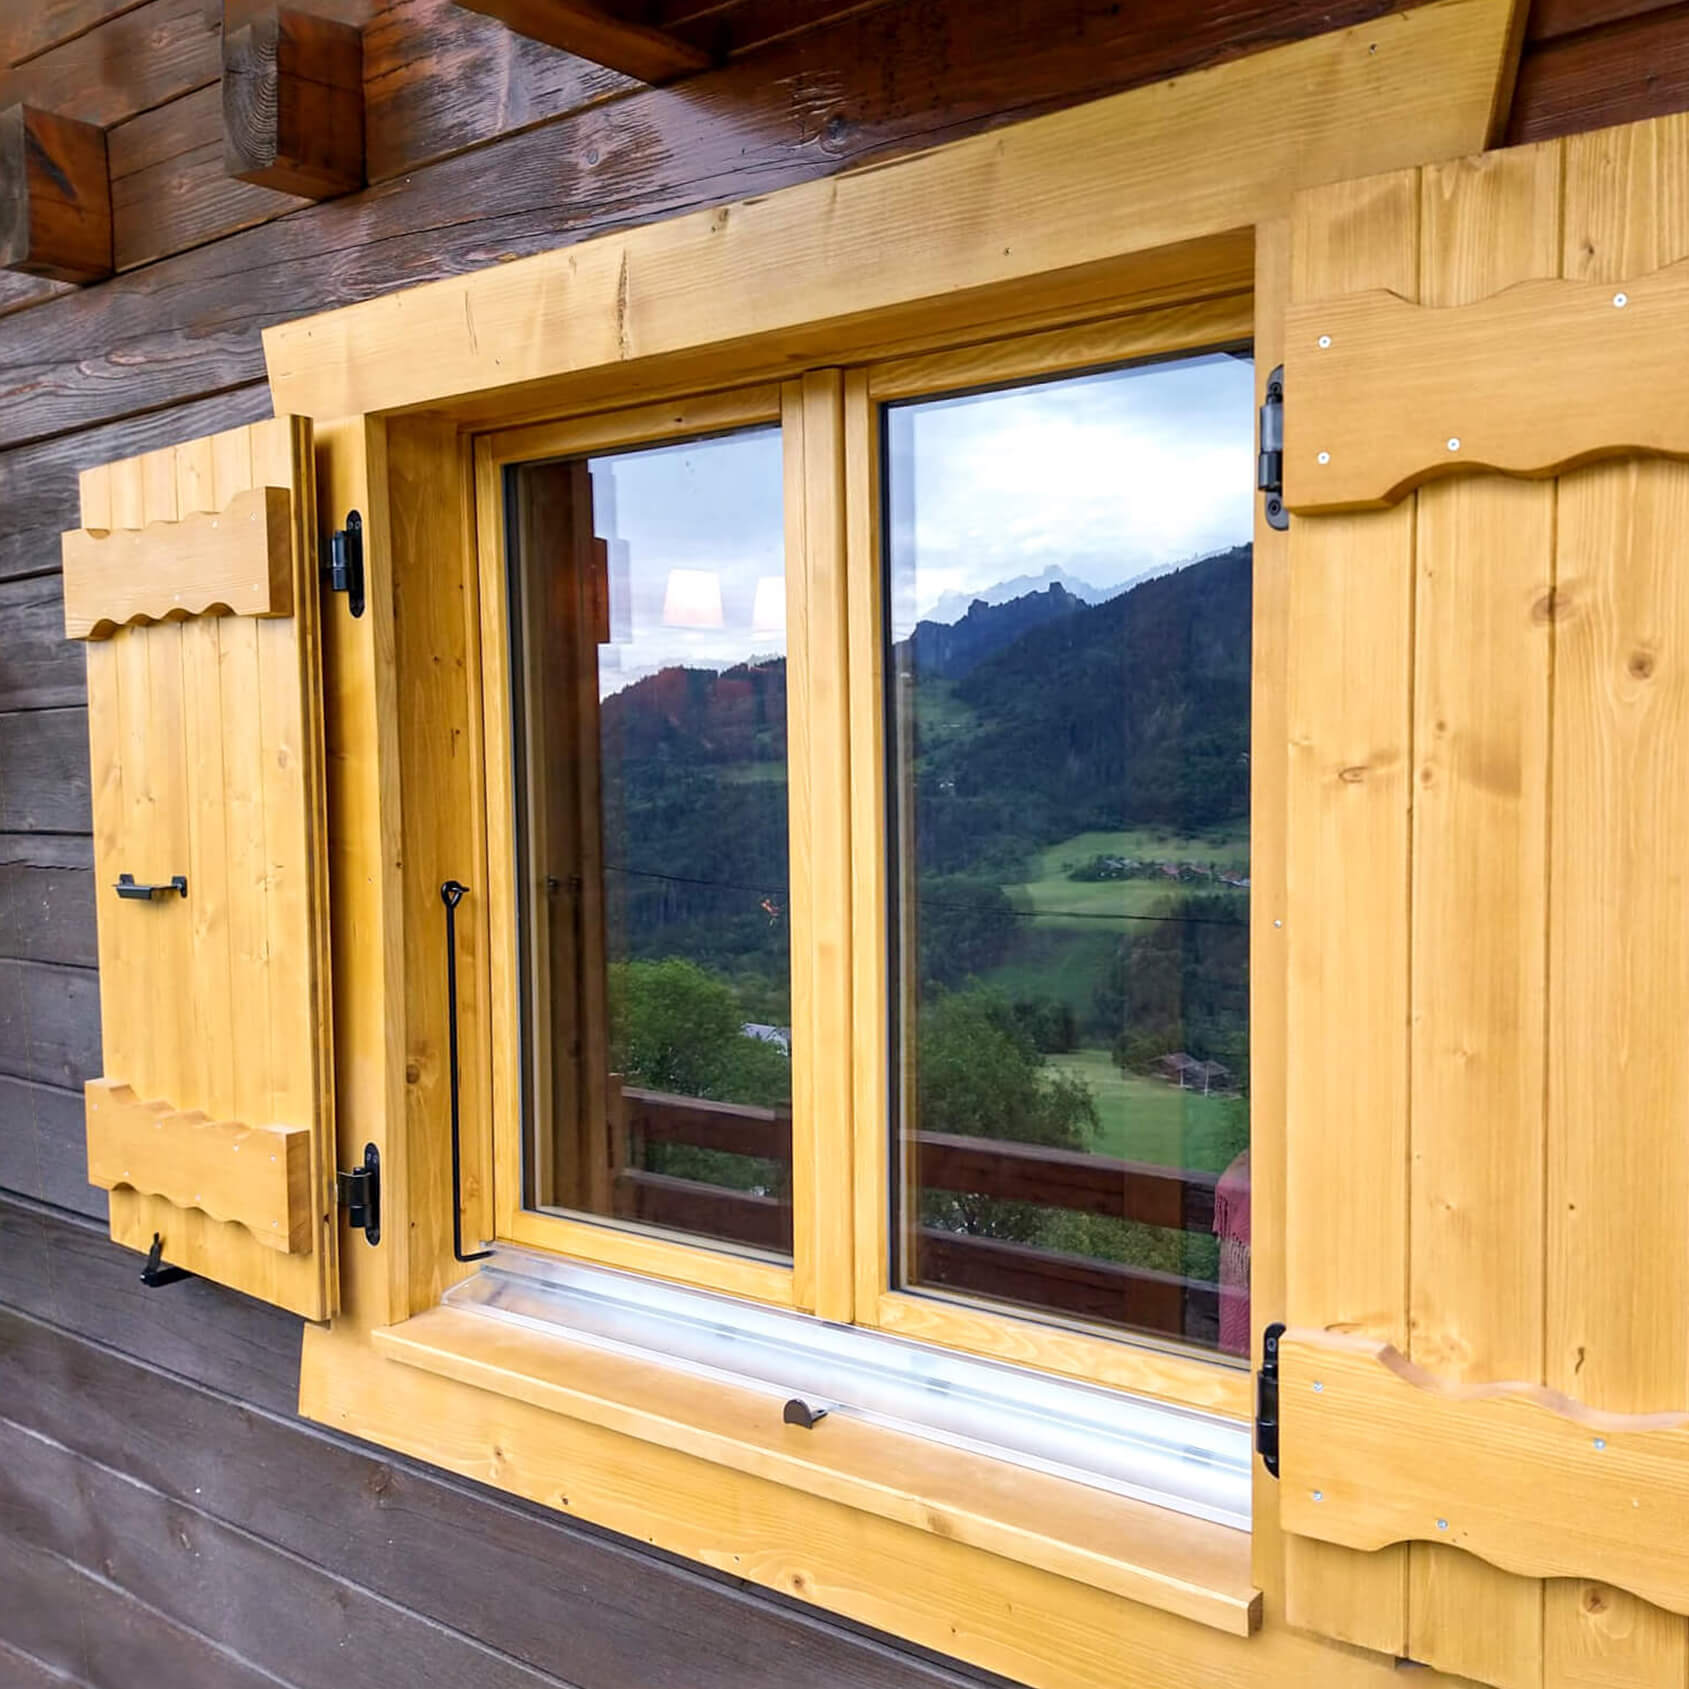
[1258,366,1288,531]
[1256,1319,1285,1477]
[324,510,365,618]
[337,1142,381,1246]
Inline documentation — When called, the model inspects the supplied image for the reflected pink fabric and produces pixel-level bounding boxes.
[1213,1149,1251,1357]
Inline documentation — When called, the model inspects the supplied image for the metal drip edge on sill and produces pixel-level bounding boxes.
[441,1245,1252,1533]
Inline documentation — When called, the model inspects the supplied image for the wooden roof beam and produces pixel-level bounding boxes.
[452,0,709,83]
[0,104,112,284]
[224,7,365,200]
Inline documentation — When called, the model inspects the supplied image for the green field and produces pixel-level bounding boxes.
[1045,1047,1247,1173]
[1005,826,1249,926]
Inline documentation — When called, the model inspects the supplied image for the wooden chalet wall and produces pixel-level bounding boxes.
[0,0,1685,1682]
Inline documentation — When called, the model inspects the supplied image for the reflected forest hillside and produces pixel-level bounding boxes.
[599,544,1252,1287]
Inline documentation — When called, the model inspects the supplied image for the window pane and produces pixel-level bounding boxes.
[508,424,793,1259]
[884,351,1254,1353]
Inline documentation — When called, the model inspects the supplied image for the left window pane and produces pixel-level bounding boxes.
[506,425,793,1259]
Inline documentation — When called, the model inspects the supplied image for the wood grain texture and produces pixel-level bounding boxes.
[1402,140,1558,1689]
[81,417,338,1319]
[110,84,310,270]
[0,1075,102,1216]
[0,104,111,282]
[0,575,85,709]
[1527,0,1685,41]
[0,0,157,69]
[1285,258,1689,509]
[0,0,1433,452]
[224,7,365,197]
[1280,1331,1689,1617]
[266,0,1517,422]
[0,854,94,969]
[375,1304,1262,1635]
[1281,164,1418,1656]
[453,0,709,80]
[0,383,274,583]
[84,1078,313,1251]
[0,0,221,130]
[0,958,100,1088]
[0,1291,1016,1689]
[61,483,294,637]
[0,709,91,831]
[1510,3,1689,143]
[1543,109,1689,1687]
[0,1415,592,1689]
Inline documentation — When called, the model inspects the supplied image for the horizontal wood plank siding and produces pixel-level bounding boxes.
[1511,0,1689,138]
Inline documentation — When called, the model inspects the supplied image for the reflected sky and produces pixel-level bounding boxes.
[584,352,1256,693]
[886,352,1255,640]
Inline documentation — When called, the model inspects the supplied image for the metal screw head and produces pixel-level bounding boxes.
[1447,437,1462,452]
[1273,918,1283,929]
[1312,1381,1324,1393]
[1614,292,1628,308]
[1312,1491,1324,1503]
[1594,1437,1607,1451]
[1317,451,1331,465]
[1317,334,1332,349]
[1437,1518,1449,1531]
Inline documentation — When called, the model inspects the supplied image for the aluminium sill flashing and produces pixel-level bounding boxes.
[444,1246,1252,1532]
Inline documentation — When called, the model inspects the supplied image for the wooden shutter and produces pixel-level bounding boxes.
[65,416,338,1321]
[1276,112,1689,1688]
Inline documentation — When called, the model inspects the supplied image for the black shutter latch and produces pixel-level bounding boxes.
[1257,1320,1285,1477]
[1258,367,1288,531]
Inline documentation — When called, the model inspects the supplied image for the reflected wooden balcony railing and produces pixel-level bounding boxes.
[611,1086,1238,1346]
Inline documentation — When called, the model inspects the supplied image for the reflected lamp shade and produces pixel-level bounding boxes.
[662,568,724,628]
[751,574,786,636]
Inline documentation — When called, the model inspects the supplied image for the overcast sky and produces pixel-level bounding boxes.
[577,350,1255,693]
[885,350,1255,640]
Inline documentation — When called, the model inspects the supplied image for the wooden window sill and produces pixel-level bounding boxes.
[372,1298,1262,1637]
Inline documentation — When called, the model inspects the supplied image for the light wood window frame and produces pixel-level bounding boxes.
[845,298,1259,1417]
[474,380,856,1316]
[472,295,1259,1412]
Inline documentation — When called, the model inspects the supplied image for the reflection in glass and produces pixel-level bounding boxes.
[508,425,793,1258]
[884,351,1255,1352]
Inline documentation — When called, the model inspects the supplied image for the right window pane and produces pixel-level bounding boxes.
[884,348,1256,1355]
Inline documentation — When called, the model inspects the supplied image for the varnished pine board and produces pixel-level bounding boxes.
[60,485,294,638]
[84,1079,313,1252]
[1544,111,1689,1682]
[1281,165,1418,1656]
[1284,258,1689,510]
[264,0,1516,422]
[1279,1331,1689,1617]
[1402,141,1559,1689]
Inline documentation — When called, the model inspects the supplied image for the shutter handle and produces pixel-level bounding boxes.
[114,874,188,901]
[441,880,492,1264]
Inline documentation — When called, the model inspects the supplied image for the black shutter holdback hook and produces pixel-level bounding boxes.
[442,880,493,1263]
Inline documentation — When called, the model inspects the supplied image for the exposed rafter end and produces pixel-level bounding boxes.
[452,0,709,84]
[0,105,113,284]
[223,6,366,200]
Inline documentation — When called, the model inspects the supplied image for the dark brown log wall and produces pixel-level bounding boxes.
[0,0,1686,1683]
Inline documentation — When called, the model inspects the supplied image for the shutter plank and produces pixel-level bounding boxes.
[1282,166,1418,1656]
[1403,142,1561,1689]
[1547,112,1689,1686]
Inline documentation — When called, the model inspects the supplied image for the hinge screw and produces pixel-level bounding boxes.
[1317,451,1331,465]
[1447,438,1462,452]
[1437,1518,1449,1531]
[1317,334,1332,349]
[1613,293,1628,308]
